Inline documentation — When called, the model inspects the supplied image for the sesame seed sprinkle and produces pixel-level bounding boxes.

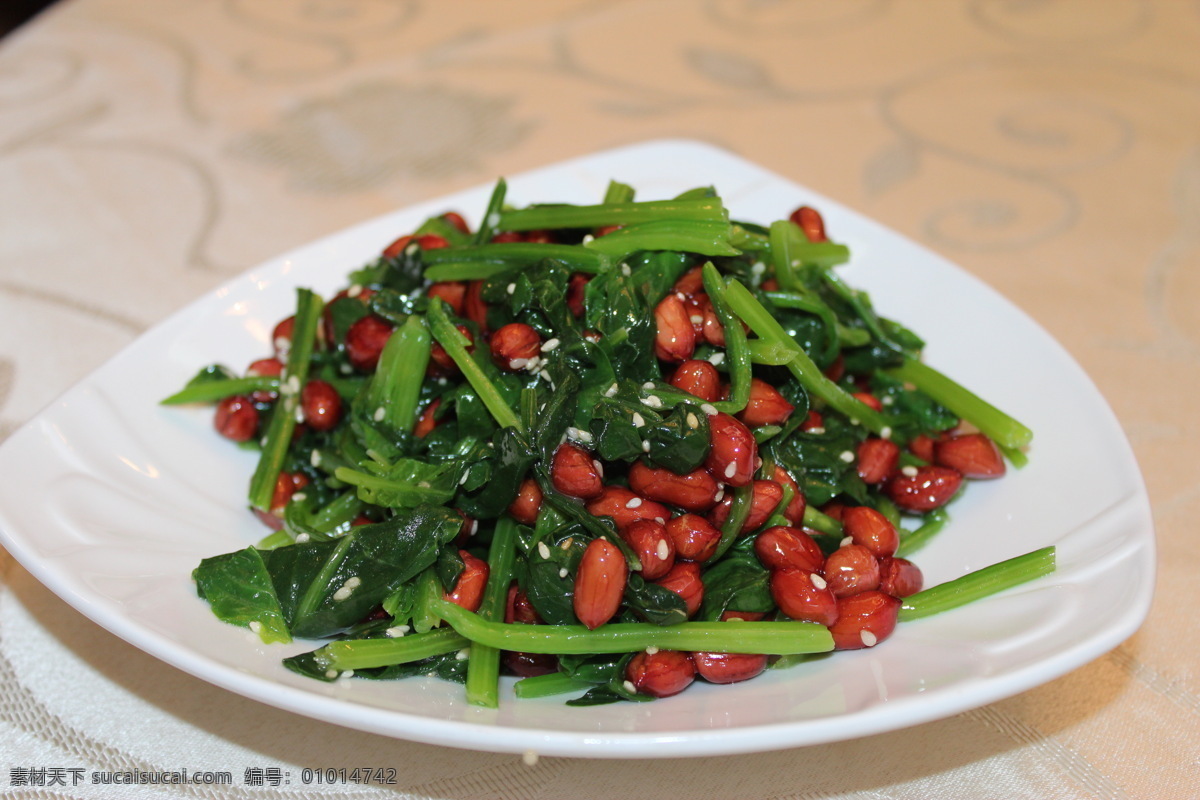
[346,283,363,298]
[622,680,637,694]
[541,338,560,352]
[642,395,663,409]
[724,461,737,479]
[840,536,854,547]
[559,567,568,578]
[860,630,878,647]
[373,406,386,422]
[632,412,645,428]
[645,645,659,655]
[386,625,410,638]
[810,574,828,590]
[690,315,704,325]
[455,648,471,661]
[506,283,516,295]
[642,440,651,452]
[604,383,619,397]
[325,669,339,679]
[509,357,528,369]
[295,533,310,543]
[901,465,919,477]
[656,540,669,560]
[839,450,855,463]
[700,403,719,416]
[248,621,262,633]
[809,426,826,435]
[292,492,307,503]
[708,352,725,366]
[310,450,322,467]
[642,381,656,390]
[686,412,699,428]
[625,497,643,509]
[621,263,632,276]
[881,426,892,440]
[538,542,551,559]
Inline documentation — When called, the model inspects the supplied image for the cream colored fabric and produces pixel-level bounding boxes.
[0,1,1196,797]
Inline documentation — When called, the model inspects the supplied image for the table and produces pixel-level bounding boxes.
[1,1,1195,797]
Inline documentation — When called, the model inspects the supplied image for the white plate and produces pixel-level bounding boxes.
[0,140,1155,758]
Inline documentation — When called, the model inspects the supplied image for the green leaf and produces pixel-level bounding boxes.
[193,548,291,644]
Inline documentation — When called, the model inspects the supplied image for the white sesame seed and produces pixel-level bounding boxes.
[604,383,619,398]
[642,395,663,409]
[559,567,569,578]
[593,459,604,476]
[325,669,339,679]
[901,465,919,477]
[295,533,310,543]
[522,750,539,767]
[642,381,656,390]
[339,362,353,375]
[561,538,573,550]
[701,403,719,416]
[675,292,687,301]
[840,536,854,547]
[626,497,643,509]
[810,574,828,590]
[541,338,560,352]
[417,480,431,489]
[839,450,855,463]
[881,426,893,440]
[656,539,670,560]
[456,648,471,661]
[642,440,651,452]
[690,315,704,325]
[506,283,516,295]
[809,426,826,435]
[310,450,322,467]
[373,406,386,422]
[849,418,860,426]
[366,448,382,462]
[487,211,500,228]
[538,542,551,559]
[346,576,361,589]
[621,263,632,276]
[860,630,878,647]
[686,412,699,429]
[645,645,659,655]
[623,680,637,693]
[751,261,766,276]
[286,375,301,394]
[346,283,363,298]
[469,519,479,535]
[459,471,470,486]
[386,625,410,638]
[275,337,291,356]
[509,357,528,369]
[724,461,737,479]
[248,620,262,633]
[632,412,645,428]
[708,352,725,366]
[405,242,420,256]
[581,234,594,245]
[881,395,895,406]
[341,669,355,679]
[714,487,725,503]
[294,405,306,423]
[540,369,552,383]
[333,587,352,601]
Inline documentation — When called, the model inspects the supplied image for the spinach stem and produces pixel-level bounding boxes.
[896,508,949,558]
[248,288,323,511]
[706,483,753,564]
[428,297,522,430]
[703,263,752,415]
[724,280,889,434]
[498,198,728,231]
[318,628,469,671]
[434,599,833,655]
[513,672,593,699]
[361,314,431,434]
[583,220,739,260]
[161,375,279,405]
[900,546,1055,621]
[423,243,609,281]
[885,356,1032,452]
[465,518,519,708]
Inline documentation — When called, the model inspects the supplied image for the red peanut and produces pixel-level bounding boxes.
[829,590,901,650]
[841,506,899,559]
[670,359,722,402]
[620,519,675,581]
[856,437,900,484]
[738,378,795,427]
[665,513,723,562]
[573,538,628,629]
[691,651,768,684]
[345,314,394,372]
[551,443,605,500]
[823,544,881,598]
[625,650,695,698]
[445,550,489,613]
[627,461,719,512]
[490,323,541,371]
[754,526,824,573]
[585,487,670,531]
[705,412,758,487]
[789,205,828,243]
[654,561,704,617]
[885,465,963,512]
[301,379,342,432]
[214,395,259,442]
[708,480,783,534]
[770,568,840,626]
[654,294,697,363]
[879,557,924,598]
[507,478,543,525]
[934,433,1006,479]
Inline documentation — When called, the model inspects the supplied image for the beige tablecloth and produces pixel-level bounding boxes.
[1,1,1196,797]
